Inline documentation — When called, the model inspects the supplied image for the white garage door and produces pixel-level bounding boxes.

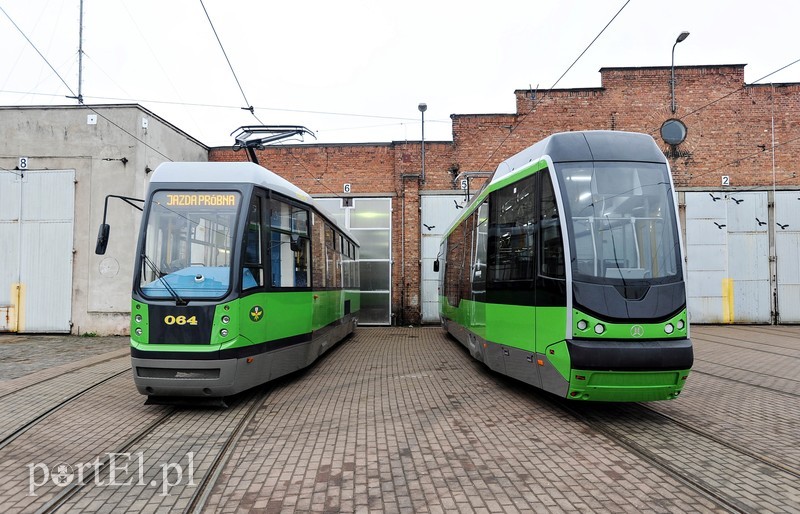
[0,169,75,332]
[685,191,770,324]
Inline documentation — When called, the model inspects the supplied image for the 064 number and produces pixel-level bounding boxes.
[163,315,198,326]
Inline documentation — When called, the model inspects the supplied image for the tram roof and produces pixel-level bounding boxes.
[149,162,358,244]
[150,161,313,202]
[491,130,666,185]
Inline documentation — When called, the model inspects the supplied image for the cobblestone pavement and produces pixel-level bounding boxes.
[0,325,797,513]
[0,334,129,381]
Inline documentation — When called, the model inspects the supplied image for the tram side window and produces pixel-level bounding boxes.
[270,199,310,288]
[311,212,326,288]
[539,172,565,278]
[324,224,337,287]
[242,197,264,290]
[472,202,489,297]
[488,174,537,283]
[445,220,468,307]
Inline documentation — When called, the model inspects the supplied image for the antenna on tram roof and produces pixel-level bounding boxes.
[230,125,316,165]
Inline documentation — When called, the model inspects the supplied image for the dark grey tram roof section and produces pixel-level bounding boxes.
[492,130,666,185]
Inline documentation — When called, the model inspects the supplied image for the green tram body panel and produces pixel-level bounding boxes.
[441,296,690,402]
[436,131,693,402]
[131,290,359,352]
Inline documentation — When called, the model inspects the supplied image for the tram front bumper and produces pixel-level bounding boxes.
[131,356,238,397]
[564,338,693,401]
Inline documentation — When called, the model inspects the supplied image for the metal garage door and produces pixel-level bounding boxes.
[685,191,770,323]
[0,169,75,332]
[775,192,800,323]
[421,195,469,323]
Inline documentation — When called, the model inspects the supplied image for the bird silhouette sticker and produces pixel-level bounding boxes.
[423,224,435,231]
[709,193,721,202]
[777,222,789,230]
[713,222,726,230]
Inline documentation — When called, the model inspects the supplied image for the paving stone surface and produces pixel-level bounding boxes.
[0,325,797,513]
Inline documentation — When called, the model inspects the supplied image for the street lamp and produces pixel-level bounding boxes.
[418,103,427,183]
[671,31,690,114]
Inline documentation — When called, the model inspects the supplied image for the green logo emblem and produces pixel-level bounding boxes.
[249,306,264,322]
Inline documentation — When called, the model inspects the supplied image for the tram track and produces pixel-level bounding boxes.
[691,366,800,398]
[184,386,271,513]
[35,386,271,513]
[0,368,131,452]
[35,408,178,514]
[0,352,130,401]
[639,402,800,479]
[557,398,800,514]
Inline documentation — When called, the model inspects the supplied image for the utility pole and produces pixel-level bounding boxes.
[75,0,84,103]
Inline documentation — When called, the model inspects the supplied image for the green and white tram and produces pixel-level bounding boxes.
[112,162,359,399]
[436,131,692,402]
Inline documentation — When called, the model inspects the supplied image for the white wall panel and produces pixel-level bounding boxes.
[420,195,467,323]
[775,192,800,322]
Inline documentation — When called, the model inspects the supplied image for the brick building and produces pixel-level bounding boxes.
[213,64,800,325]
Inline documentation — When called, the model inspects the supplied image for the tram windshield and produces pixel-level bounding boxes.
[558,162,680,283]
[139,190,241,300]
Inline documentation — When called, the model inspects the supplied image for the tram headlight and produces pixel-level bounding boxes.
[220,328,229,337]
[664,323,674,334]
[577,320,588,331]
[134,314,142,323]
[594,324,605,335]
[135,328,143,336]
[677,319,685,330]
[221,315,230,324]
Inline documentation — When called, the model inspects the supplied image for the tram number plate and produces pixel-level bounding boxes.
[163,315,198,326]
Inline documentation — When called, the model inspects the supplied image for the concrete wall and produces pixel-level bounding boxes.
[0,105,207,335]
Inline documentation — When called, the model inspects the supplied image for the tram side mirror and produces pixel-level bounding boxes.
[433,259,440,272]
[290,234,302,252]
[95,224,110,255]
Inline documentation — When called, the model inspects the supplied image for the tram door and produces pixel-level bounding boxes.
[0,170,75,333]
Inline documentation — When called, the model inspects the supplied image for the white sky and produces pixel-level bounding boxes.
[1,0,799,147]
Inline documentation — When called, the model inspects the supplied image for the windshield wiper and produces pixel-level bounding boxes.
[141,254,187,306]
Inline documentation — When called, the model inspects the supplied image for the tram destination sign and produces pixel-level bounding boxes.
[165,193,238,207]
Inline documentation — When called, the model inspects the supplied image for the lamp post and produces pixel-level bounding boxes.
[418,103,427,183]
[671,31,690,114]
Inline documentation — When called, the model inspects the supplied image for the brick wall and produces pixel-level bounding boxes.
[209,64,800,324]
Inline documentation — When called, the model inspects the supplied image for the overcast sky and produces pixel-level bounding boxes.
[1,0,798,147]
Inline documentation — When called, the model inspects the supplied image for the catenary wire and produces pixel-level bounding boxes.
[198,0,263,125]
[0,3,79,101]
[474,0,631,176]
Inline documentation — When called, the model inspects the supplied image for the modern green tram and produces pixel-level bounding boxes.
[436,131,692,402]
[114,162,359,399]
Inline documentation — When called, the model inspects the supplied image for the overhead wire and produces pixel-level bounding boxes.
[647,56,800,136]
[682,133,800,186]
[198,0,263,125]
[474,0,631,176]
[651,57,800,184]
[0,3,79,101]
[0,4,177,161]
